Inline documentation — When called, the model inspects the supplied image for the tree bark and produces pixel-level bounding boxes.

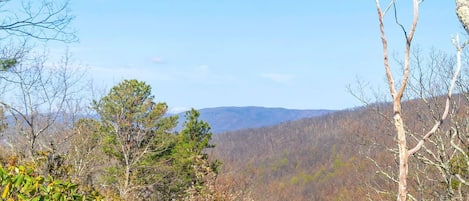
[395,113,408,201]
[456,0,469,34]
[375,0,419,200]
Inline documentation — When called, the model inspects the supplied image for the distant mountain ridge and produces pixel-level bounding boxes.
[176,106,335,133]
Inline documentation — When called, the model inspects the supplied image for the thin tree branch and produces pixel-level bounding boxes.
[408,35,465,156]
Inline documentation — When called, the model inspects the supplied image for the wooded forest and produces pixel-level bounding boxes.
[0,0,468,200]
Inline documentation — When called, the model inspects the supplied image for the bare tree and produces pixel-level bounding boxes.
[0,49,86,159]
[0,0,78,157]
[0,0,76,42]
[66,118,104,189]
[0,0,77,85]
[374,1,465,200]
[400,47,469,200]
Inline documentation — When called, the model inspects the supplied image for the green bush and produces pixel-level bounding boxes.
[0,164,102,201]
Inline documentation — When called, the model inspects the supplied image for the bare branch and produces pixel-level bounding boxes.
[408,35,464,156]
[376,0,397,100]
[0,0,76,42]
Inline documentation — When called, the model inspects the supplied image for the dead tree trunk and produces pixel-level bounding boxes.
[375,1,464,200]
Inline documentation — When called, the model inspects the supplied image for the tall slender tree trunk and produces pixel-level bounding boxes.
[123,165,130,200]
[394,112,408,201]
[374,1,468,200]
[121,157,131,200]
[375,0,419,200]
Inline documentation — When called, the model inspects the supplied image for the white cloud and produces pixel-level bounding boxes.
[195,65,209,73]
[89,65,173,82]
[261,73,295,83]
[149,56,165,64]
[168,106,190,114]
[191,65,209,79]
[88,63,237,86]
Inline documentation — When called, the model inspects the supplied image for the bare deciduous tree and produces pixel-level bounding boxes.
[0,49,86,159]
[374,1,465,200]
[0,0,76,42]
[0,0,78,158]
[0,0,77,72]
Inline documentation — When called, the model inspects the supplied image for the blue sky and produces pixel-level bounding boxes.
[63,1,462,112]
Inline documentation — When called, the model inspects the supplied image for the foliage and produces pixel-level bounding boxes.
[180,109,215,154]
[449,151,469,190]
[92,79,178,199]
[0,58,16,71]
[164,109,220,199]
[0,77,220,200]
[450,153,469,180]
[0,162,102,200]
[90,80,219,200]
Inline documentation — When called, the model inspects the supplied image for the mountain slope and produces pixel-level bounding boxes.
[211,108,379,200]
[210,96,469,200]
[177,106,334,133]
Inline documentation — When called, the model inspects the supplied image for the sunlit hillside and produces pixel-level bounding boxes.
[211,94,469,200]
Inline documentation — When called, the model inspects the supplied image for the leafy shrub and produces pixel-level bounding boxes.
[0,163,102,201]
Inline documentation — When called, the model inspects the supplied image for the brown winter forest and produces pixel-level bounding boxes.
[212,94,469,200]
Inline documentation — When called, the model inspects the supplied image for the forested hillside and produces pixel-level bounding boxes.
[211,94,469,200]
[211,107,385,200]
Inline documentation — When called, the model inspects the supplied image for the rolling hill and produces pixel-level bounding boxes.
[210,96,469,200]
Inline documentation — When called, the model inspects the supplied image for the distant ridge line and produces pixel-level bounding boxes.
[175,106,336,133]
